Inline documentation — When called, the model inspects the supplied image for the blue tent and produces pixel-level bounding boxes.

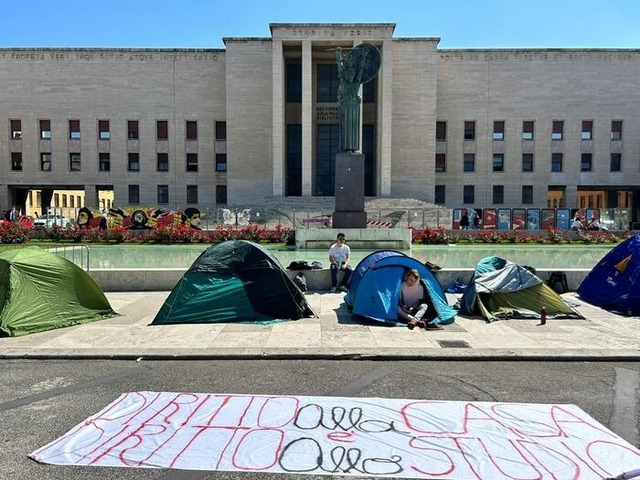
[345,251,456,325]
[577,234,640,315]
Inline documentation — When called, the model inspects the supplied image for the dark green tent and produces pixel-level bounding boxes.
[0,246,116,337]
[152,240,315,325]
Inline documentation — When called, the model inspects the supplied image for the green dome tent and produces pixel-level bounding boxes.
[0,246,116,337]
[152,240,315,325]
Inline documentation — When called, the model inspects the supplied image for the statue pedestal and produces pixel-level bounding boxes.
[333,152,366,229]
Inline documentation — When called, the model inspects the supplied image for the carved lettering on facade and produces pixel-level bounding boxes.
[316,105,340,124]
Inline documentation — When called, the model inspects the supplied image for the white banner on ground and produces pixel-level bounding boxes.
[30,392,640,478]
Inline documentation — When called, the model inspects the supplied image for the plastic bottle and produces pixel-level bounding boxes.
[540,306,546,325]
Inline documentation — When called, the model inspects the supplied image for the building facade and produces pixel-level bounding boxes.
[1,23,639,220]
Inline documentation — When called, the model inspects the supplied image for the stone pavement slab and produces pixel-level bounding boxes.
[0,291,639,359]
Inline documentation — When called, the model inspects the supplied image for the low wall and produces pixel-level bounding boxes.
[295,228,412,250]
[89,267,588,292]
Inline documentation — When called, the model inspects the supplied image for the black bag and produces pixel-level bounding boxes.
[547,271,568,294]
[293,272,307,291]
[287,260,312,270]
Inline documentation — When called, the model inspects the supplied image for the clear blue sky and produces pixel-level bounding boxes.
[1,0,639,49]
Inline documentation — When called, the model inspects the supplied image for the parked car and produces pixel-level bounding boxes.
[32,214,69,230]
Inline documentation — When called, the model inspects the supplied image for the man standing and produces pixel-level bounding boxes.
[329,232,353,292]
[9,205,18,221]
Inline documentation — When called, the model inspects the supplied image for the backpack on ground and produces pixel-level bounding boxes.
[293,272,307,292]
[547,271,568,294]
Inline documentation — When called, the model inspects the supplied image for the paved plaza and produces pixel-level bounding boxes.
[1,291,638,360]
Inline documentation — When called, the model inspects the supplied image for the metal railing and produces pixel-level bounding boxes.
[47,244,90,271]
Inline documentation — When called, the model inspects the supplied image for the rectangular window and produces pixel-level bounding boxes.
[216,185,227,204]
[99,152,110,171]
[156,120,168,140]
[157,185,169,204]
[492,153,504,172]
[186,120,198,140]
[493,185,504,204]
[215,121,226,140]
[186,185,198,204]
[11,152,22,171]
[435,153,446,172]
[41,153,52,171]
[436,121,447,141]
[581,120,593,140]
[10,119,21,139]
[128,153,140,171]
[464,121,475,140]
[552,120,563,140]
[581,153,592,172]
[128,120,139,139]
[362,78,375,103]
[70,196,75,208]
[434,185,445,204]
[522,153,534,172]
[463,153,475,172]
[522,121,534,140]
[40,119,51,139]
[286,63,302,103]
[54,193,59,207]
[522,185,533,204]
[70,153,81,171]
[610,153,622,172]
[463,185,475,204]
[316,63,338,103]
[216,153,227,172]
[186,153,198,172]
[69,120,81,139]
[493,121,505,140]
[551,153,563,172]
[98,120,110,140]
[611,120,622,140]
[128,185,140,204]
[62,194,67,208]
[157,153,169,171]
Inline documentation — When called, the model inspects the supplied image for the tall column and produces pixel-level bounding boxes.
[378,39,393,196]
[301,40,313,196]
[272,39,285,196]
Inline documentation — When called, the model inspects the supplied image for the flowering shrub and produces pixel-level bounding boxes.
[0,222,32,244]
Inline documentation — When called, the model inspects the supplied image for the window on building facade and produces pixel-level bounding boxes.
[493,185,504,204]
[70,153,81,171]
[286,63,302,103]
[70,196,75,208]
[362,78,375,103]
[522,185,533,204]
[436,121,446,141]
[11,152,22,171]
[128,153,140,171]
[551,153,563,172]
[128,185,140,204]
[286,124,302,196]
[611,120,622,140]
[492,153,504,172]
[581,120,593,140]
[69,120,81,139]
[186,121,198,140]
[463,185,475,204]
[610,153,622,172]
[435,154,446,172]
[216,153,227,172]
[62,194,67,208]
[54,193,59,207]
[98,153,110,171]
[10,119,21,139]
[186,185,198,204]
[522,121,534,140]
[156,120,168,140]
[552,120,563,140]
[41,153,52,171]
[464,121,475,140]
[128,120,139,139]
[522,153,533,172]
[157,185,169,204]
[215,121,226,140]
[40,119,51,139]
[463,153,475,172]
[98,120,110,140]
[216,185,227,204]
[76,195,81,207]
[186,153,198,172]
[316,63,338,103]
[493,121,505,140]
[157,153,169,171]
[434,185,445,204]
[581,153,592,172]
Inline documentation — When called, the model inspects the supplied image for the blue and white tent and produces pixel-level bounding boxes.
[345,250,456,326]
[577,234,640,315]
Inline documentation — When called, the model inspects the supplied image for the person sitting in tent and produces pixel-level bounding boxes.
[398,269,444,330]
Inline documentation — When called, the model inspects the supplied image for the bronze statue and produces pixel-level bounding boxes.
[335,44,381,152]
